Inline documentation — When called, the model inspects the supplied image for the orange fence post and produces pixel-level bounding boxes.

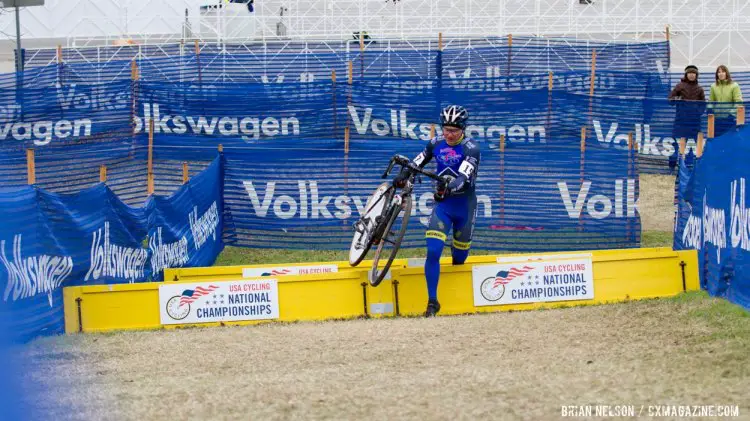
[589,49,597,97]
[346,61,353,150]
[627,132,637,243]
[195,40,202,85]
[131,60,139,136]
[507,34,513,75]
[578,127,586,231]
[147,120,154,195]
[344,127,350,154]
[26,149,35,185]
[332,70,338,140]
[546,71,554,136]
[499,134,506,226]
[587,50,596,127]
[359,32,365,79]
[665,25,671,64]
[57,45,63,85]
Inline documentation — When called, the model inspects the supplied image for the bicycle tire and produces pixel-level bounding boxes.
[349,183,393,267]
[370,194,412,287]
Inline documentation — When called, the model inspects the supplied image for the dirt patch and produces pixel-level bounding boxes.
[639,174,677,232]
[21,295,749,421]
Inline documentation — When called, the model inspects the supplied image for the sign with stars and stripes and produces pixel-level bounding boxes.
[159,280,279,325]
[472,257,594,306]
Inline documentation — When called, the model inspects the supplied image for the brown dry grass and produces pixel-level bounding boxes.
[639,174,677,232]
[21,293,750,421]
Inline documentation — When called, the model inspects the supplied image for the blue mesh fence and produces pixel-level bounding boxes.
[0,155,225,342]
[0,77,652,251]
[0,75,742,198]
[0,37,743,255]
[218,136,638,252]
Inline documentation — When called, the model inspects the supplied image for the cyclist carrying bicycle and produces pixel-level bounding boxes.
[392,105,481,317]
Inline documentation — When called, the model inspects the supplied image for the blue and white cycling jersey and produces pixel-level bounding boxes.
[411,135,481,204]
[410,134,482,248]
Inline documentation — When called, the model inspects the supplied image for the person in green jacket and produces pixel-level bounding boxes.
[709,65,744,136]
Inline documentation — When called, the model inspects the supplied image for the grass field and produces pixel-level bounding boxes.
[20,174,750,420]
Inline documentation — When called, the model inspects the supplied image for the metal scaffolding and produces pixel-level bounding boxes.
[1,0,748,69]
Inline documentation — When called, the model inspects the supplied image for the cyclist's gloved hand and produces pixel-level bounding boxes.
[392,171,408,188]
[434,179,450,202]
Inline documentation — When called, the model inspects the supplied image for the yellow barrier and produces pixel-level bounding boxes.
[396,247,699,315]
[64,267,400,333]
[163,258,397,282]
[64,247,699,334]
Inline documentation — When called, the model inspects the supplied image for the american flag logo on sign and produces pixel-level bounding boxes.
[179,285,219,306]
[493,266,534,288]
[261,268,292,276]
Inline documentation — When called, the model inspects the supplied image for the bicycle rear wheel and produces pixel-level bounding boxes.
[370,194,412,287]
[349,183,392,267]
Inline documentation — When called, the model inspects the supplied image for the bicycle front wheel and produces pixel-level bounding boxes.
[370,194,412,287]
[349,183,392,267]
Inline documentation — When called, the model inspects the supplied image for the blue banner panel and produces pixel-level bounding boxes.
[674,125,750,310]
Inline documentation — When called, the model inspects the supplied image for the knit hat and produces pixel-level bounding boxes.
[684,65,699,74]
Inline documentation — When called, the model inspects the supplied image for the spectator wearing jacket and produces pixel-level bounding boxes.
[668,65,706,172]
[709,65,744,137]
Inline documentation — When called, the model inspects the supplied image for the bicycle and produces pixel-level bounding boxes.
[349,154,451,287]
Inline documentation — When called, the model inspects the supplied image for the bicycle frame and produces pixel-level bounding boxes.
[371,155,445,243]
[348,154,451,286]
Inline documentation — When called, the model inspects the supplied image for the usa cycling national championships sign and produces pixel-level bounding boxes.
[159,280,280,325]
[472,257,594,306]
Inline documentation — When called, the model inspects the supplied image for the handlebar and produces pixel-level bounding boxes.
[381,154,449,184]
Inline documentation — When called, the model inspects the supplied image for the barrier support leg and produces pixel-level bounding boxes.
[76,297,83,333]
[392,279,400,317]
[680,261,687,292]
[361,282,369,318]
